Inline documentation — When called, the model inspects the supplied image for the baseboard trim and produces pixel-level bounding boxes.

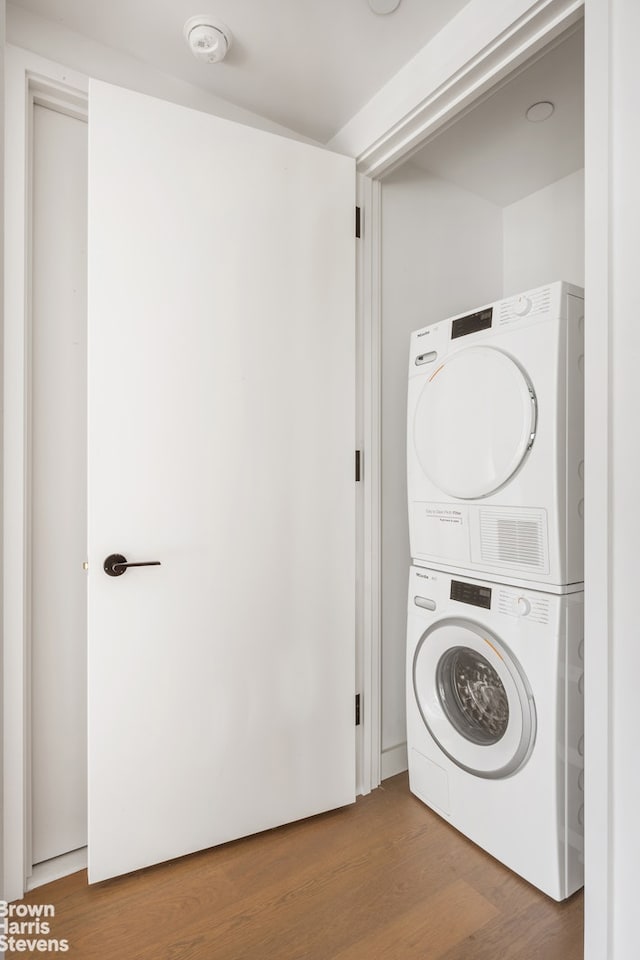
[27,847,88,891]
[381,742,408,780]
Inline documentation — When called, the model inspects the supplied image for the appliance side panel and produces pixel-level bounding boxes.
[565,293,585,584]
[563,592,585,896]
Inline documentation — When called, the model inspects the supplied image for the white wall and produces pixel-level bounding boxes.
[380,164,503,776]
[6,3,308,142]
[503,169,585,295]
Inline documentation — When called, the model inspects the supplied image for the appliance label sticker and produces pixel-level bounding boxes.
[424,507,463,525]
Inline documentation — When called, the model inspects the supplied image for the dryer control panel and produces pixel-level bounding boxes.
[451,307,493,340]
[407,281,584,375]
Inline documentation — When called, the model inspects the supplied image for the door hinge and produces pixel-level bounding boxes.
[355,206,361,239]
[355,449,362,482]
[355,693,361,726]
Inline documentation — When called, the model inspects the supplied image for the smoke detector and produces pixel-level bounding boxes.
[183,15,232,63]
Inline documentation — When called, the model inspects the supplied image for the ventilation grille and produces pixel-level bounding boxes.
[479,509,548,572]
[498,287,552,325]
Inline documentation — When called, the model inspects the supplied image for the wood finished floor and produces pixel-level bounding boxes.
[16,773,583,959]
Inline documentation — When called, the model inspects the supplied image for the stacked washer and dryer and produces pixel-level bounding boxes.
[405,281,585,901]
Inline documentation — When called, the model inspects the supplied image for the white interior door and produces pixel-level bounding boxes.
[87,80,356,883]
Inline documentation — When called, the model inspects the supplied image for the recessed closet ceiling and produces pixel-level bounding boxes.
[409,26,584,207]
[6,0,470,142]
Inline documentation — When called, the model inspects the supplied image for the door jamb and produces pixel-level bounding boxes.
[355,174,382,795]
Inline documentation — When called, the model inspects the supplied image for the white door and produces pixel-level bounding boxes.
[88,80,356,883]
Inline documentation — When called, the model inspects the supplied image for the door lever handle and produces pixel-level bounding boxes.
[104,553,161,577]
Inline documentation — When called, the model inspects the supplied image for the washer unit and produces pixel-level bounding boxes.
[406,564,584,901]
[407,281,584,591]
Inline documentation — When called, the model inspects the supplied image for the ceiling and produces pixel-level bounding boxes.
[7,0,471,143]
[408,25,584,207]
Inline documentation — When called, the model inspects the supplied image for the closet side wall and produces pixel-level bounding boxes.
[31,103,88,867]
[380,165,502,776]
[503,168,585,295]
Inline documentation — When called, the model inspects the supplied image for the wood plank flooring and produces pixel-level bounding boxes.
[14,773,583,959]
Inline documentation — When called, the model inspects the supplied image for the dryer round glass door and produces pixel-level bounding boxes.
[412,346,537,499]
[412,617,536,778]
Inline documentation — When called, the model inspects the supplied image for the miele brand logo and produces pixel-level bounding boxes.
[416,572,433,580]
[417,323,440,337]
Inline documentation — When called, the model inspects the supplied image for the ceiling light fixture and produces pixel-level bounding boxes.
[183,15,232,63]
[368,0,402,14]
[525,101,555,123]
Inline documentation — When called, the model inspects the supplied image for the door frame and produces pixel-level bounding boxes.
[355,0,585,790]
[352,2,608,959]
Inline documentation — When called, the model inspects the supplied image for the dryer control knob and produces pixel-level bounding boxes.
[514,295,532,317]
[517,596,532,617]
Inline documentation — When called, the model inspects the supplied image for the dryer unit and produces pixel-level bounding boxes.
[406,564,584,901]
[407,281,584,591]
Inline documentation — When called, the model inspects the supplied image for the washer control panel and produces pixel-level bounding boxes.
[497,590,550,623]
[411,566,556,627]
[450,579,492,609]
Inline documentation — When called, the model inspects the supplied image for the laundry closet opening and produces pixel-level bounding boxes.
[378,21,584,779]
[29,99,88,888]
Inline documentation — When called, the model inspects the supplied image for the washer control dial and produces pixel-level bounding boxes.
[516,596,532,617]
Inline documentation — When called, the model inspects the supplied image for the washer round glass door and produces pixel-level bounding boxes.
[412,346,537,499]
[412,617,536,778]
